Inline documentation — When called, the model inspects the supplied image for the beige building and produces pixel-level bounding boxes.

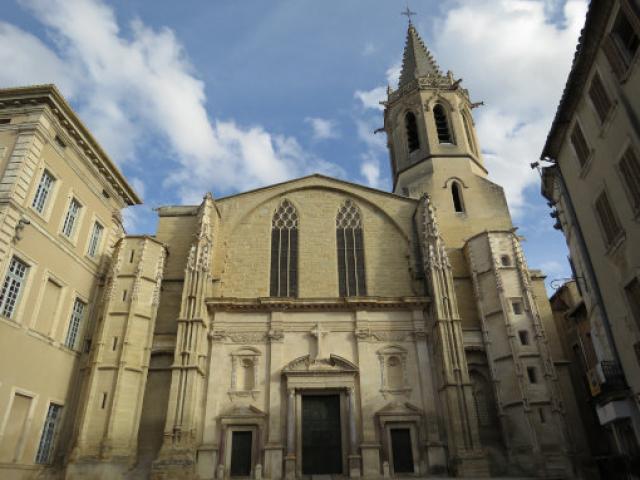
[540,0,640,475]
[0,24,594,480]
[0,84,142,479]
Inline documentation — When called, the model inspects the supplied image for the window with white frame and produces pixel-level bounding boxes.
[62,198,81,237]
[32,170,55,214]
[87,222,104,258]
[64,298,86,350]
[35,403,62,464]
[0,256,29,319]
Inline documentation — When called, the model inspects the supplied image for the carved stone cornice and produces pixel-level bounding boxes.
[206,296,430,312]
[0,85,140,205]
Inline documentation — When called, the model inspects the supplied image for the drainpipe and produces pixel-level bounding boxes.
[542,156,624,371]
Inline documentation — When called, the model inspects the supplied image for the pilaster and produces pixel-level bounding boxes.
[418,195,489,477]
[153,193,215,479]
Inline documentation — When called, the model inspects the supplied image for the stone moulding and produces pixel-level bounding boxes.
[282,354,359,375]
[206,296,430,312]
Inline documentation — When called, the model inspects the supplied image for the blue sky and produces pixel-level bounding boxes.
[0,0,588,291]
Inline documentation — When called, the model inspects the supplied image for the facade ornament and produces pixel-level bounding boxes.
[152,246,167,306]
[309,324,329,360]
[267,329,284,342]
[209,330,227,342]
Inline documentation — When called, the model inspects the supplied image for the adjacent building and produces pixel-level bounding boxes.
[540,0,640,475]
[0,85,144,479]
[0,21,599,480]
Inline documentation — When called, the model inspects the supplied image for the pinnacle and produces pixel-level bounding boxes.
[398,23,443,88]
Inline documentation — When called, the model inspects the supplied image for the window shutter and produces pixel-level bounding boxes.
[595,192,623,246]
[622,0,640,34]
[588,73,612,123]
[570,123,590,167]
[620,147,640,209]
[604,34,628,79]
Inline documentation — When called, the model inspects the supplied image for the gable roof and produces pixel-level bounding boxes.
[214,173,417,204]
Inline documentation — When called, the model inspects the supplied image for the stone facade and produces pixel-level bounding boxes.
[0,25,591,480]
[540,0,640,475]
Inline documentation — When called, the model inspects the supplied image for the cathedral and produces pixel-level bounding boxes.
[0,22,590,480]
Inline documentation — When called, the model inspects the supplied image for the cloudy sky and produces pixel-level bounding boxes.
[0,0,587,290]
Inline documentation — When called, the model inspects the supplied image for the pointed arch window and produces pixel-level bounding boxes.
[462,111,477,155]
[405,111,420,152]
[451,181,465,213]
[336,200,366,297]
[270,199,298,297]
[433,104,453,144]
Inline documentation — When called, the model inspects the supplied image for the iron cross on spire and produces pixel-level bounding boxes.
[401,4,417,24]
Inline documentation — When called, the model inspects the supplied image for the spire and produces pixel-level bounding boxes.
[398,23,443,88]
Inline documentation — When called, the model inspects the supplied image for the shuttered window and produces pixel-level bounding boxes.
[87,222,104,257]
[64,298,86,350]
[270,200,298,297]
[433,104,453,144]
[588,72,612,123]
[62,198,81,237]
[336,200,366,297]
[405,111,420,152]
[32,170,55,214]
[35,404,62,464]
[594,190,624,247]
[604,6,640,79]
[0,257,28,319]
[619,146,640,210]
[625,277,640,332]
[570,123,590,167]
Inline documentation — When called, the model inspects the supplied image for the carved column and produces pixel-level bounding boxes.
[347,387,361,477]
[285,389,296,480]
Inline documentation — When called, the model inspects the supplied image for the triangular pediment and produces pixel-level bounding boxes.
[283,354,358,374]
[220,404,266,419]
[377,401,423,416]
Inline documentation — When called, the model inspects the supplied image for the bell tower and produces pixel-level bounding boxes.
[385,23,486,193]
[383,23,513,248]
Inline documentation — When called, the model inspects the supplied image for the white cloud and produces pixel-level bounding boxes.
[360,153,382,189]
[305,117,339,140]
[3,0,340,205]
[432,0,587,213]
[354,86,386,111]
[352,0,586,214]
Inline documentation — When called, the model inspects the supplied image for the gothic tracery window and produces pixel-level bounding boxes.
[270,199,298,297]
[433,104,453,144]
[405,111,420,152]
[336,200,366,297]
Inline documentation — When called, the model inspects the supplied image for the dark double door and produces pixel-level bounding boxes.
[390,428,414,474]
[302,394,343,475]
